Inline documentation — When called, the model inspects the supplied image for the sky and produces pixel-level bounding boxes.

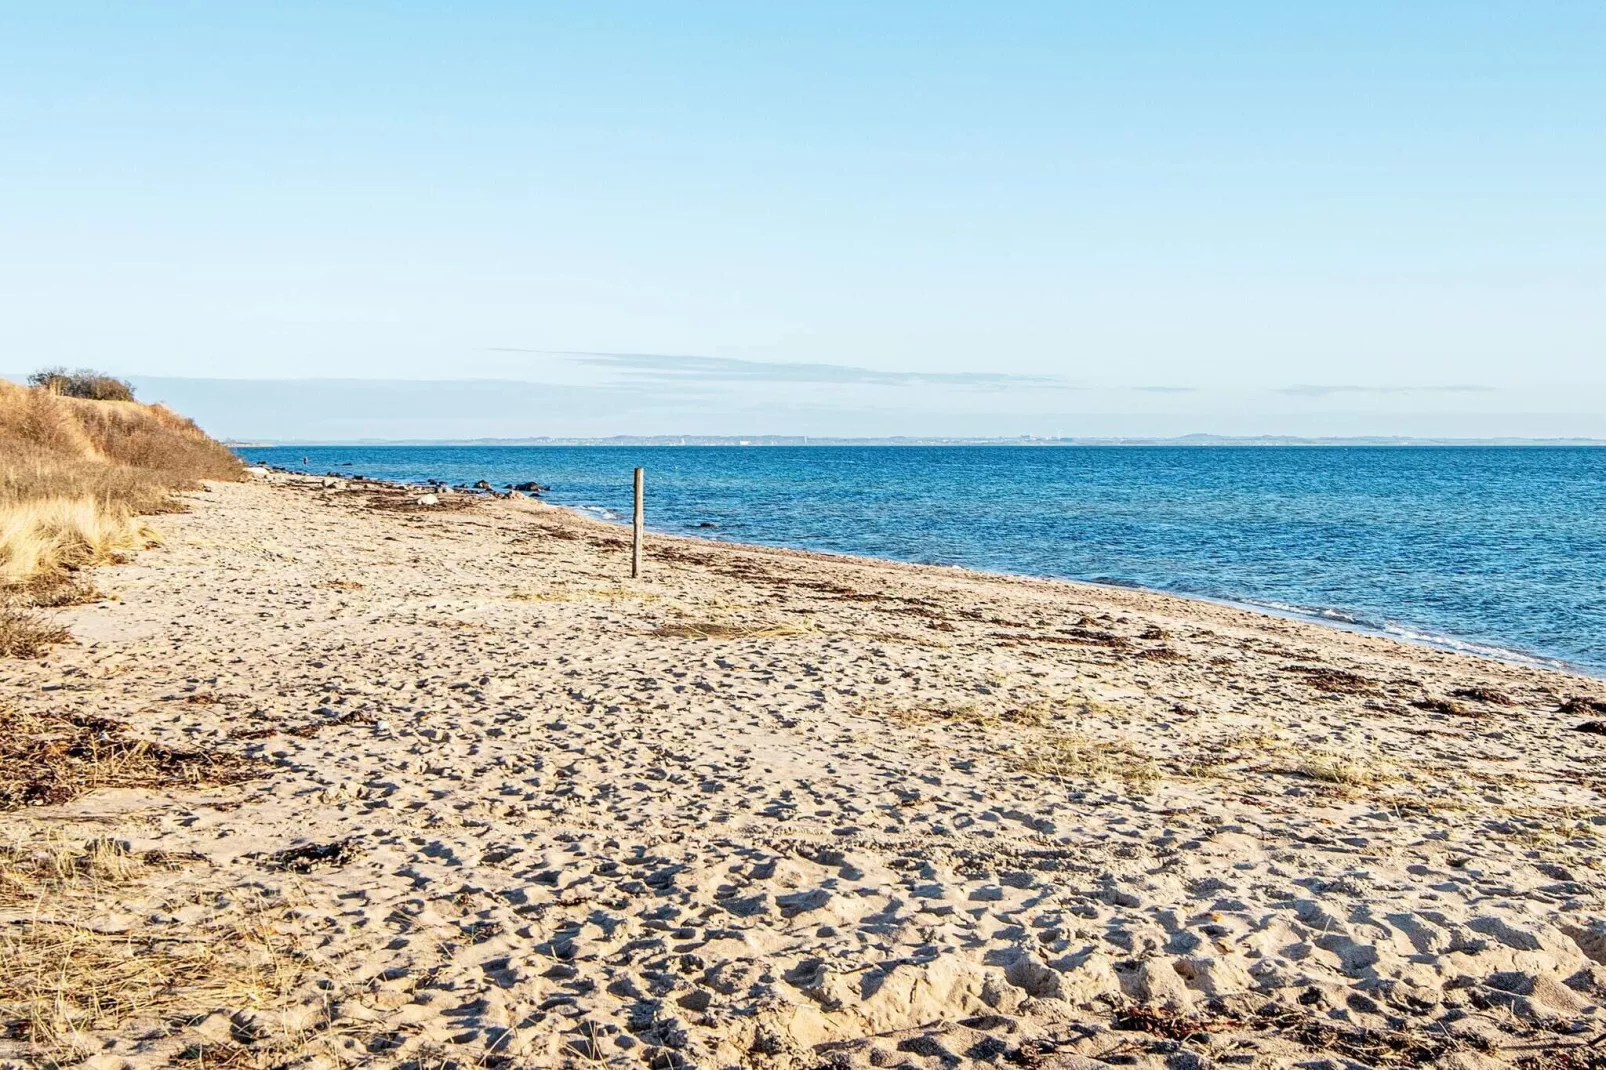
[2,2,1603,439]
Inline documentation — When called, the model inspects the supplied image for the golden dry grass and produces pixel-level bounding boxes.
[0,497,158,585]
[1291,750,1399,789]
[0,377,239,645]
[1015,732,1161,791]
[0,833,308,1063]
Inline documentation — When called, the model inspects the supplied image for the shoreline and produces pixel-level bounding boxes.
[632,527,1591,681]
[6,471,1606,1068]
[642,530,1592,681]
[272,463,1597,681]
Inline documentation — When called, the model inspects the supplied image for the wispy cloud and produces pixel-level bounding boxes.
[1275,384,1496,398]
[487,349,1068,389]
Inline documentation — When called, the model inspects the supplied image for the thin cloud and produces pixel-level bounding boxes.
[1276,384,1496,398]
[487,349,1069,389]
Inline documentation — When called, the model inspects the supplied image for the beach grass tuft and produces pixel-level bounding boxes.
[0,604,72,659]
[1015,732,1161,791]
[0,833,308,1062]
[1292,750,1398,790]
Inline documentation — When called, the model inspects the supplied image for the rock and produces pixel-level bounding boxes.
[416,494,439,506]
[511,481,546,493]
[242,466,269,477]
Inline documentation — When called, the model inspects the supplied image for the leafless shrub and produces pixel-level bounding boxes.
[26,367,135,402]
[0,604,71,658]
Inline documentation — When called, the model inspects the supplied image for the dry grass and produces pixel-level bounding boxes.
[0,705,264,810]
[0,381,240,498]
[1015,732,1160,791]
[0,830,143,900]
[0,378,239,650]
[1291,750,1399,790]
[1497,808,1606,850]
[0,833,309,1062]
[883,697,1055,729]
[653,618,817,639]
[9,572,104,608]
[0,497,158,585]
[1170,733,1404,796]
[0,604,72,659]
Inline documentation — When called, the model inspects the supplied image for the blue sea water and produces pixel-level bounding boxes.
[241,445,1606,677]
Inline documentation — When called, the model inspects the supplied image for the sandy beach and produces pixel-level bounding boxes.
[5,471,1606,1070]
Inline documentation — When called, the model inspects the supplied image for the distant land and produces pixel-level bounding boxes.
[229,434,1606,447]
[8,374,1605,443]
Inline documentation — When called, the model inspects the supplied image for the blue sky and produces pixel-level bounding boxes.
[2,3,1602,438]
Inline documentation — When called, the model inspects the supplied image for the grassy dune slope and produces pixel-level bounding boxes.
[0,378,240,645]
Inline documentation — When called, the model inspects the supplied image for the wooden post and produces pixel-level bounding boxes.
[631,467,644,578]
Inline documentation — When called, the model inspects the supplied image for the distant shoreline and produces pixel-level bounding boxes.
[227,435,1606,447]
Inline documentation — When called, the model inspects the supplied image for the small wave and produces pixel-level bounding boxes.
[1087,576,1145,589]
[1237,598,1377,629]
[1379,623,1569,671]
[1233,596,1573,671]
[1315,608,1362,625]
[574,505,623,523]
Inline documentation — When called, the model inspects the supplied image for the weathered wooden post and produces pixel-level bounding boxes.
[632,467,644,578]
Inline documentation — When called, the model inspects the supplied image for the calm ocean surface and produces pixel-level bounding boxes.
[243,446,1606,676]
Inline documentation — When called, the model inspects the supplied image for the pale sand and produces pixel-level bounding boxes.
[5,472,1606,1069]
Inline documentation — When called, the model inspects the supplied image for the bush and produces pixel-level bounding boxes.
[26,367,137,402]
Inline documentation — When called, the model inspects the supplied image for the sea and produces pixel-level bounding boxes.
[240,445,1606,677]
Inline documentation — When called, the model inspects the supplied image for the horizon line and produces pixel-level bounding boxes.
[225,434,1606,447]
